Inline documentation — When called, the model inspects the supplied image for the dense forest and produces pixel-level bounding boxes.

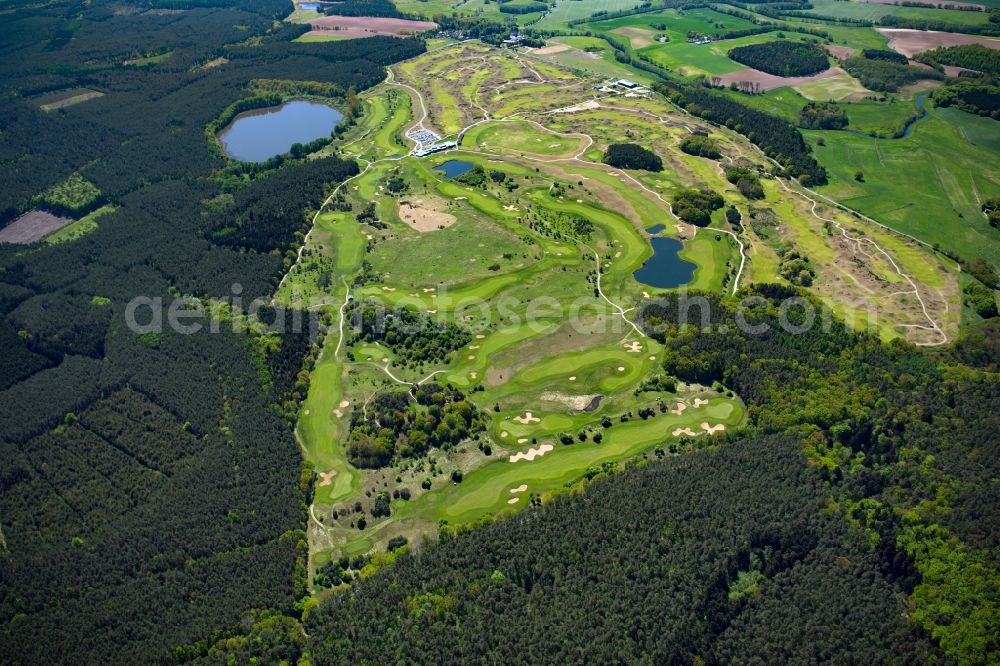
[917,44,1000,75]
[655,80,828,184]
[0,0,423,662]
[603,142,664,171]
[844,53,944,92]
[932,78,1000,119]
[727,40,830,77]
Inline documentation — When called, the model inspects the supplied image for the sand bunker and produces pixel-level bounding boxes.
[531,43,572,55]
[624,341,642,353]
[469,344,480,349]
[399,203,456,232]
[510,443,554,463]
[617,366,626,372]
[507,497,520,504]
[552,99,601,114]
[569,376,577,381]
[306,15,437,39]
[333,409,343,418]
[469,371,478,379]
[318,470,338,487]
[692,398,708,408]
[476,334,486,339]
[518,438,529,444]
[500,431,508,438]
[670,402,687,416]
[510,484,528,493]
[701,422,726,435]
[339,400,350,408]
[514,411,541,424]
[673,427,698,437]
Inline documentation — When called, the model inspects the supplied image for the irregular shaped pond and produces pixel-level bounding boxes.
[633,236,696,289]
[218,100,343,163]
[434,160,475,179]
[646,224,666,234]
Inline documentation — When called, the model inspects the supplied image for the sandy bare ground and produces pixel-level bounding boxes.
[510,443,554,463]
[863,0,983,8]
[717,66,844,92]
[823,44,856,60]
[877,29,1000,57]
[0,210,73,244]
[540,392,602,412]
[531,43,572,55]
[551,99,601,114]
[306,15,437,39]
[399,202,456,232]
[38,89,104,111]
[611,26,657,49]
[318,470,338,487]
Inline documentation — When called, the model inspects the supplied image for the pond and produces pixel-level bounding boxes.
[646,224,666,234]
[217,100,344,163]
[434,160,476,179]
[633,237,696,289]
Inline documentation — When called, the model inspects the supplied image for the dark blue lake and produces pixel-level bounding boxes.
[218,100,344,162]
[646,224,666,234]
[434,160,475,178]
[633,237,696,289]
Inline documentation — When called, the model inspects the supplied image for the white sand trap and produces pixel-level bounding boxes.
[617,366,626,372]
[367,234,374,240]
[701,422,726,435]
[576,199,583,203]
[670,403,687,416]
[514,411,541,424]
[318,470,338,487]
[615,251,621,258]
[469,344,480,349]
[422,287,436,292]
[532,43,571,55]
[333,409,343,418]
[518,438,529,444]
[693,398,709,408]
[624,341,642,353]
[673,427,698,437]
[454,196,467,200]
[382,286,396,291]
[502,205,520,211]
[476,334,486,339]
[399,203,456,232]
[510,484,528,493]
[569,376,577,381]
[643,291,651,299]
[649,356,656,361]
[507,497,520,504]
[467,355,476,360]
[501,431,508,437]
[339,400,350,408]
[509,443,554,463]
[304,409,310,415]
[552,99,601,114]
[427,309,437,314]
[469,371,478,379]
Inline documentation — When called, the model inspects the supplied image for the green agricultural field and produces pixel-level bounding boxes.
[809,106,1000,264]
[536,0,646,28]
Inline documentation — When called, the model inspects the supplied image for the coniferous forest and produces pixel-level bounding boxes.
[0,0,422,662]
